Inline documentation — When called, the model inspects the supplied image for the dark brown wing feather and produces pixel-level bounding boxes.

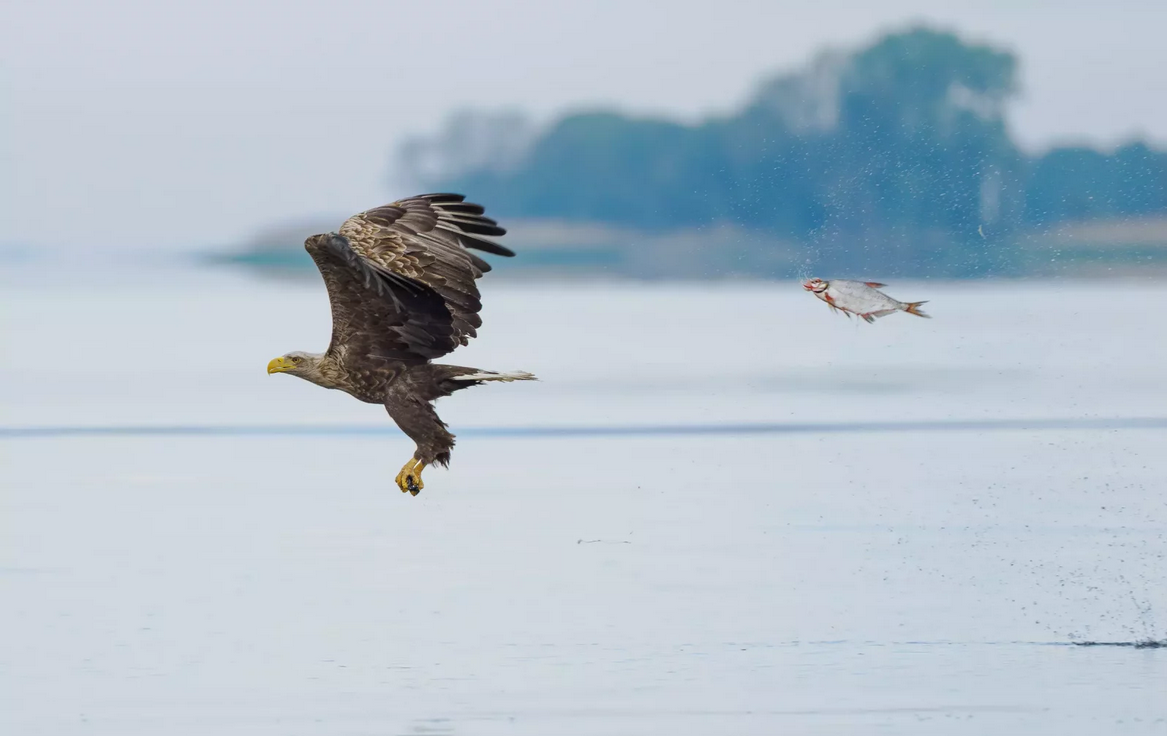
[337,194,513,349]
[305,194,513,370]
[306,234,456,367]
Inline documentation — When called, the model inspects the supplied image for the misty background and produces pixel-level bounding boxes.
[3,0,1167,279]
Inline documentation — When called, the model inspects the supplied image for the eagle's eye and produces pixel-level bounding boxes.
[291,356,302,364]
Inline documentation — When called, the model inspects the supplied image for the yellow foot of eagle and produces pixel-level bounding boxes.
[395,459,427,496]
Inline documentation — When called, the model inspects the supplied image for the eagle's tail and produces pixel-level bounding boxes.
[450,370,538,383]
[423,365,537,399]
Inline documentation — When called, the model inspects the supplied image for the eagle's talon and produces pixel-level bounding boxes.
[394,459,426,496]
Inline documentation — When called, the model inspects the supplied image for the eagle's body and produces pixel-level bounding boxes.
[267,194,535,495]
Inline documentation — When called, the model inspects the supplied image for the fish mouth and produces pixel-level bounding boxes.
[802,280,826,292]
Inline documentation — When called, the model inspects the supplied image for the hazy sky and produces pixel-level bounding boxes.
[2,0,1165,250]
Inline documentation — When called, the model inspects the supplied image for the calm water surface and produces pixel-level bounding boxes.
[2,265,1166,734]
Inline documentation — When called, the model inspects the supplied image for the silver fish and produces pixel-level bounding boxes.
[803,278,930,323]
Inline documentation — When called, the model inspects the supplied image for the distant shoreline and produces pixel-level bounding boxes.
[211,215,1167,281]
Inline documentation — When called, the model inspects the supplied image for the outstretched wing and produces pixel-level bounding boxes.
[305,194,513,369]
[306,233,458,367]
[339,193,512,345]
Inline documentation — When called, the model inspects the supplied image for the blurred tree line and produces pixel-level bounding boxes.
[398,28,1167,276]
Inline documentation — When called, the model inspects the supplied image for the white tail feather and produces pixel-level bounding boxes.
[452,370,538,382]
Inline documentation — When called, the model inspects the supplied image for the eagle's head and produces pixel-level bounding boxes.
[802,277,828,293]
[267,351,325,380]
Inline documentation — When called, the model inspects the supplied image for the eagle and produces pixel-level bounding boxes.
[266,193,536,496]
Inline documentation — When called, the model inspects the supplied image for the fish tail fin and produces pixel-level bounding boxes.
[903,301,931,319]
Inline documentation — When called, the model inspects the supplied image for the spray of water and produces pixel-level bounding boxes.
[794,264,815,286]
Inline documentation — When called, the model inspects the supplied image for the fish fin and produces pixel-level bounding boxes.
[903,301,931,319]
[864,282,886,288]
[860,313,876,324]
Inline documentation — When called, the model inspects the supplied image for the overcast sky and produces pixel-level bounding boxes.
[2,0,1165,250]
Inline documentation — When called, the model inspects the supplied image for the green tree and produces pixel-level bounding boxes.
[410,26,1167,277]
[1025,142,1167,224]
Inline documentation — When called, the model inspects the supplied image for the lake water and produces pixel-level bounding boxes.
[2,263,1166,734]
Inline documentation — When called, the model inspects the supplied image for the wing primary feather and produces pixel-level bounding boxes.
[435,202,487,216]
[450,233,516,257]
[468,253,493,273]
[437,217,507,236]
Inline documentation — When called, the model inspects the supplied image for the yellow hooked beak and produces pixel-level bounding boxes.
[267,356,292,374]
